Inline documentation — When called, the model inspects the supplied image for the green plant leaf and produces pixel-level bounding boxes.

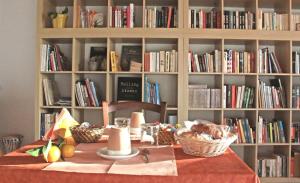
[57,137,64,147]
[48,12,57,19]
[42,139,52,162]
[26,147,43,157]
[62,7,68,14]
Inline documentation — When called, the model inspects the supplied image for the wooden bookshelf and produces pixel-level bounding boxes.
[36,0,300,182]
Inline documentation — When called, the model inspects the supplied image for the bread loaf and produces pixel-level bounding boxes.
[191,123,228,139]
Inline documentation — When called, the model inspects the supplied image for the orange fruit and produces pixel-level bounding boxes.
[64,136,77,146]
[46,146,61,163]
[60,144,75,158]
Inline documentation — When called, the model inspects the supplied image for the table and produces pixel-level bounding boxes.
[0,141,260,183]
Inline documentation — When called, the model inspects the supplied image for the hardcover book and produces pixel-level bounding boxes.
[90,47,107,71]
[117,77,142,101]
[120,46,142,71]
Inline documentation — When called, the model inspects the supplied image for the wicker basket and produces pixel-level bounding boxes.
[70,126,104,143]
[175,128,237,157]
[158,129,176,145]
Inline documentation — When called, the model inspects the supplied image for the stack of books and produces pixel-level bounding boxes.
[188,8,221,29]
[75,78,100,107]
[293,51,300,74]
[258,79,286,108]
[259,48,282,73]
[257,116,286,143]
[257,154,287,177]
[40,44,69,72]
[223,11,255,29]
[40,112,56,139]
[223,85,255,108]
[291,13,300,31]
[109,3,135,28]
[144,7,177,28]
[292,86,300,108]
[291,122,300,143]
[144,77,161,105]
[257,10,289,31]
[188,50,222,72]
[223,118,255,144]
[188,85,221,108]
[224,49,255,73]
[144,50,178,72]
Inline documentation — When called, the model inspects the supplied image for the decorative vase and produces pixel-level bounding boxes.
[52,14,68,28]
[88,61,99,71]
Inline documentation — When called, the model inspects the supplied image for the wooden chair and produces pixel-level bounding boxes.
[102,101,167,127]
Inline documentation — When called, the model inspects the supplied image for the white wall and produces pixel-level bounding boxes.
[0,0,37,146]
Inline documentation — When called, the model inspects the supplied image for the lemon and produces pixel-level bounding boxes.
[45,146,61,163]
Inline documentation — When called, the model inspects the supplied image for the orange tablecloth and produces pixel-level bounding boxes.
[0,141,260,183]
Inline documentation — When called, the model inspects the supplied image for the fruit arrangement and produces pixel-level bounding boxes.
[26,108,77,162]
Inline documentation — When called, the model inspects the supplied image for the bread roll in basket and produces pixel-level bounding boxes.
[175,120,237,157]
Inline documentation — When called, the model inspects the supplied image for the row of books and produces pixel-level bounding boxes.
[223,85,255,108]
[188,8,221,29]
[292,122,300,143]
[259,48,282,73]
[257,116,286,143]
[144,50,178,72]
[80,8,104,28]
[257,11,289,31]
[292,86,300,108]
[224,11,256,30]
[223,118,255,144]
[257,154,287,177]
[293,51,300,74]
[43,79,71,106]
[188,50,222,73]
[109,4,135,28]
[258,79,287,109]
[224,50,255,73]
[144,7,177,28]
[144,77,161,105]
[188,85,221,108]
[40,113,56,139]
[75,78,100,107]
[40,44,69,72]
[291,14,300,31]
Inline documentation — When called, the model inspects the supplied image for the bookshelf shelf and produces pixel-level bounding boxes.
[41,106,72,109]
[41,71,73,74]
[230,143,256,147]
[188,108,222,111]
[36,0,300,182]
[73,107,103,110]
[258,143,290,146]
[144,72,179,75]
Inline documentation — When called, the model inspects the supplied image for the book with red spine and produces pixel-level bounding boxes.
[144,52,150,72]
[54,45,63,71]
[167,7,172,28]
[85,79,96,107]
[127,6,130,28]
[49,52,55,71]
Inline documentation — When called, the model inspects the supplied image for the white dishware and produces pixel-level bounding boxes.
[96,147,139,160]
